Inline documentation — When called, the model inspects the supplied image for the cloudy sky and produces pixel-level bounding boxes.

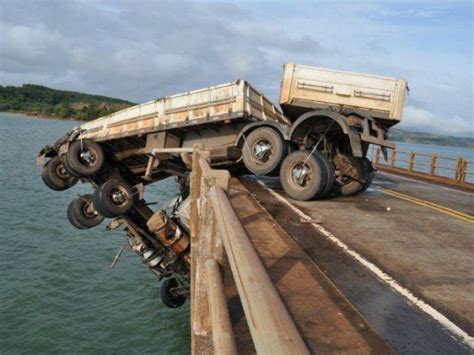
[1,0,472,136]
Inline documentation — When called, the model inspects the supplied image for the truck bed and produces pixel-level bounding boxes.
[279,63,407,126]
[79,80,289,142]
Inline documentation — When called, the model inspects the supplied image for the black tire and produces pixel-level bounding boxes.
[314,152,335,198]
[242,127,288,176]
[93,178,134,218]
[41,156,78,191]
[67,194,104,229]
[280,150,326,201]
[62,154,81,177]
[360,158,375,192]
[160,278,186,308]
[67,200,88,230]
[65,139,105,177]
[333,154,367,196]
[41,161,57,191]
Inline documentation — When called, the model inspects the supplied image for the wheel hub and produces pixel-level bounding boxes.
[292,163,310,186]
[254,140,272,162]
[79,150,95,165]
[111,190,126,204]
[56,164,70,179]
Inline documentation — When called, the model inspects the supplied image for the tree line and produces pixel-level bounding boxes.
[0,84,135,120]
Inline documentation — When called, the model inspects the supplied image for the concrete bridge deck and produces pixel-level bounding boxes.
[234,171,473,353]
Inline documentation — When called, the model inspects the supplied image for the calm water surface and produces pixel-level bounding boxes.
[0,113,190,353]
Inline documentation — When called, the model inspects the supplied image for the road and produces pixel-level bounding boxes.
[241,171,473,353]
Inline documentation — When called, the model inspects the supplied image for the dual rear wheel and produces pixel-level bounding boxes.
[67,179,135,229]
[41,156,78,191]
[41,139,105,191]
[92,178,135,218]
[280,151,374,201]
[67,194,105,229]
[280,150,334,201]
[333,154,374,195]
[242,127,288,176]
[64,139,105,177]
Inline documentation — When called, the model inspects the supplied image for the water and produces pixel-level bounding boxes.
[0,113,190,353]
[369,141,474,183]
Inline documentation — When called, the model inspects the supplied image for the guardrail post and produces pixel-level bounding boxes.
[430,155,437,176]
[206,259,238,355]
[390,150,397,167]
[190,145,206,353]
[459,159,467,183]
[375,148,381,164]
[190,146,231,354]
[455,158,464,182]
[408,152,415,171]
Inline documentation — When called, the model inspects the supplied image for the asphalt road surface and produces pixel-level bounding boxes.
[241,171,473,354]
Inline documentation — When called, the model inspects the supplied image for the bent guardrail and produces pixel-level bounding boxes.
[189,146,309,354]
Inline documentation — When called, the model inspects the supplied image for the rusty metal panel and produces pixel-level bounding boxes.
[279,63,408,123]
[79,81,287,141]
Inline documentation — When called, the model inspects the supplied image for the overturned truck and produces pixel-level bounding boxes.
[37,64,407,307]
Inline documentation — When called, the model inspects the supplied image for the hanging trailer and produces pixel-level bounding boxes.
[37,80,290,308]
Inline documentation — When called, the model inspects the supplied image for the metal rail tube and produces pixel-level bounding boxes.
[209,185,309,354]
[206,259,238,355]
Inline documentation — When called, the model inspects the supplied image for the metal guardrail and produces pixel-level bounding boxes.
[371,147,474,192]
[189,147,309,354]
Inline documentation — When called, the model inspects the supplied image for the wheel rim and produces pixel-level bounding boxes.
[253,139,273,163]
[78,149,97,167]
[109,187,129,207]
[291,161,311,187]
[55,162,71,179]
[81,201,97,219]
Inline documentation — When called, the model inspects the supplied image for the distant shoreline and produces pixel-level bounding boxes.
[389,129,474,149]
[391,138,474,149]
[0,110,81,122]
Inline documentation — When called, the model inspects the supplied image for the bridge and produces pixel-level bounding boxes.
[189,147,473,354]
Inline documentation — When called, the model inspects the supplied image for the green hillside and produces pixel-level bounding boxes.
[389,129,474,148]
[0,84,135,120]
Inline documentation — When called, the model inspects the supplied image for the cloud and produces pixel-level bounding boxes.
[401,105,473,137]
[0,0,472,136]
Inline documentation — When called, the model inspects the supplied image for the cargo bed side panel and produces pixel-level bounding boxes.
[79,81,287,141]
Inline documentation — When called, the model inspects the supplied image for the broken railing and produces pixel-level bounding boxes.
[189,147,308,354]
[372,147,474,192]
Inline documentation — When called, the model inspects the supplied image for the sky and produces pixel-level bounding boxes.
[0,0,472,137]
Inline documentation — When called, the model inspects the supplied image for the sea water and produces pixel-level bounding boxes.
[0,113,190,353]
